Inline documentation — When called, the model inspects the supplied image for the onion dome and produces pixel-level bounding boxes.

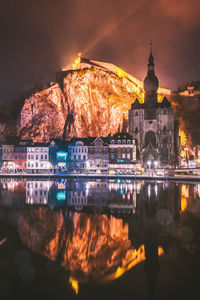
[144,52,159,94]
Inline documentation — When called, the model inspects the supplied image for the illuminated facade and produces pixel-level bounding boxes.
[129,49,180,168]
[27,143,51,170]
[2,144,14,168]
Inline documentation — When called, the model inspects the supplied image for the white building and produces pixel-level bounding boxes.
[68,139,88,172]
[27,143,52,170]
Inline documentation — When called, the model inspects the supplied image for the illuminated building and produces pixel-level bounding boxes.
[49,138,68,169]
[2,144,14,169]
[27,143,51,170]
[128,48,180,168]
[87,137,109,174]
[68,138,88,173]
[108,132,136,174]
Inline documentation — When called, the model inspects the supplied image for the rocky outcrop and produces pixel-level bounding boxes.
[18,68,146,142]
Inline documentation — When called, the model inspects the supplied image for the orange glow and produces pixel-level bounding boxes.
[179,130,187,146]
[72,53,82,70]
[181,196,187,212]
[113,245,164,280]
[69,277,79,294]
[181,185,188,212]
[158,246,164,256]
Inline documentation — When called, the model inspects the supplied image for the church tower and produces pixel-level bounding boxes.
[128,45,180,168]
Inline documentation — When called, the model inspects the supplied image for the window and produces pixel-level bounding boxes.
[111,140,114,144]
[36,162,38,168]
[118,140,121,144]
[36,155,38,160]
[74,155,76,160]
[83,155,86,160]
[122,140,126,144]
[127,140,131,144]
[78,155,81,160]
[135,111,138,116]
[31,155,34,159]
[41,155,43,160]
[135,127,138,134]
[45,155,47,160]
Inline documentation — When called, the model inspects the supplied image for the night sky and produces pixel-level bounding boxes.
[1,0,200,103]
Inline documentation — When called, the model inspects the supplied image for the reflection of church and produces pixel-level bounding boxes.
[127,181,181,300]
[129,48,180,168]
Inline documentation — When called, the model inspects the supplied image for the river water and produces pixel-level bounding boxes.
[0,178,200,300]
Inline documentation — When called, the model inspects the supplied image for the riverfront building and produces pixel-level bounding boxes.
[27,143,51,170]
[128,49,180,168]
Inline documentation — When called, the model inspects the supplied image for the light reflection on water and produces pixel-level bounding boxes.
[0,178,200,299]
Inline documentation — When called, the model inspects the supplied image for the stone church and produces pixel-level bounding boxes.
[128,49,180,168]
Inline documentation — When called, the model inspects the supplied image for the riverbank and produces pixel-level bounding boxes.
[0,172,200,181]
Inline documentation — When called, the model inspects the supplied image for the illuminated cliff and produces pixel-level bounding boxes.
[19,59,170,142]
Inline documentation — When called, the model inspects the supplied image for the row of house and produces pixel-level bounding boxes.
[0,133,137,174]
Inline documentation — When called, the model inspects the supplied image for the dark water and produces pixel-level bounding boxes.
[0,178,200,300]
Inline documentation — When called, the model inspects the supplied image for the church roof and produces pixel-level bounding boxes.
[158,96,171,108]
[131,98,144,109]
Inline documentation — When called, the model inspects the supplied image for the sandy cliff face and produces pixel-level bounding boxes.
[19,68,144,142]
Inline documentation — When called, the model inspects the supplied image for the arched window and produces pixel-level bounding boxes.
[145,131,156,148]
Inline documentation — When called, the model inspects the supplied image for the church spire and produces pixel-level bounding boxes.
[143,41,159,107]
[148,40,155,74]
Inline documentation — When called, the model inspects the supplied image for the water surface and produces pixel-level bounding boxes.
[0,178,200,300]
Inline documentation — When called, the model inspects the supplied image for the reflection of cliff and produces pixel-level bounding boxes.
[16,208,133,279]
[0,179,186,299]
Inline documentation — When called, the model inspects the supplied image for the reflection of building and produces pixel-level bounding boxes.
[67,179,137,215]
[128,48,180,168]
[0,179,26,206]
[26,180,52,204]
